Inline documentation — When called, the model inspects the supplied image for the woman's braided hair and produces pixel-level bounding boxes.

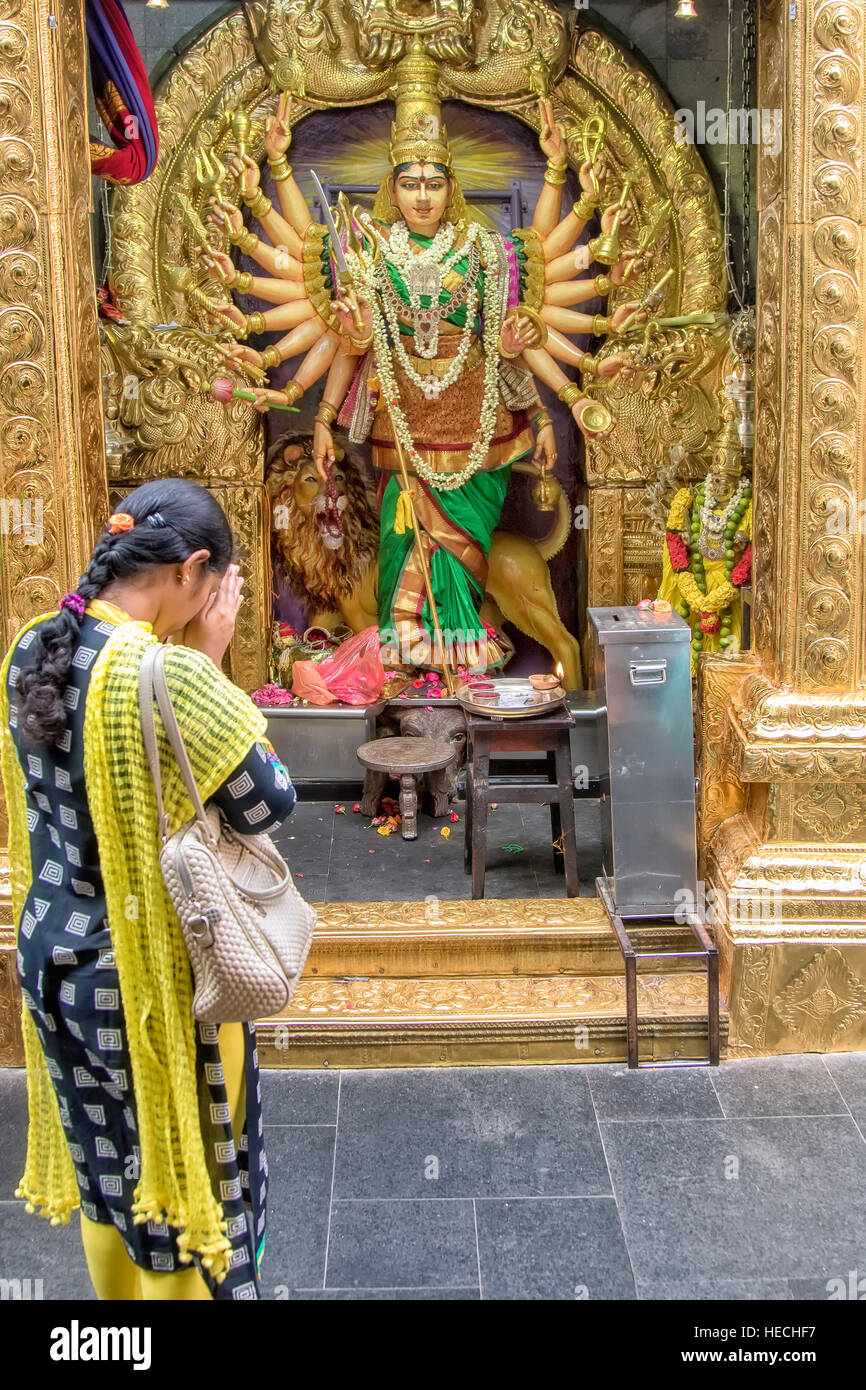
[14,478,234,747]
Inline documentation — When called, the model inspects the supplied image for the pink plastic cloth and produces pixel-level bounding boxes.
[316,626,385,705]
[291,660,338,706]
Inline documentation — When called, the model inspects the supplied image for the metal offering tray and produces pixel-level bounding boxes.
[456,676,567,720]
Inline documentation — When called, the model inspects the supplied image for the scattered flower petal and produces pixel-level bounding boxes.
[440,826,451,838]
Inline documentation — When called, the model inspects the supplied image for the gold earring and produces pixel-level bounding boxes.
[178,573,190,586]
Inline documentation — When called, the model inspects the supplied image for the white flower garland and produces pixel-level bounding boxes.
[348,226,504,493]
[700,475,749,538]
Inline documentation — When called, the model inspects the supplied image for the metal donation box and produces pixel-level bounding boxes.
[589,606,698,918]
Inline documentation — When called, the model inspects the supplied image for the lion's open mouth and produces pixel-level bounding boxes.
[314,492,347,551]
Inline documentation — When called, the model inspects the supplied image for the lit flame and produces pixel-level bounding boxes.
[555,662,564,682]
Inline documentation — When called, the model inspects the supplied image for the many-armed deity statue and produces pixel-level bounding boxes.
[198,46,646,682]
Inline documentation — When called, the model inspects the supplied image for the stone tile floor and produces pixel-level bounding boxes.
[2,1053,866,1300]
[272,796,604,901]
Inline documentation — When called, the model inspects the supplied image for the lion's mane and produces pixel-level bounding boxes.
[266,436,377,610]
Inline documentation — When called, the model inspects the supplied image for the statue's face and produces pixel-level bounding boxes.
[388,163,450,235]
[709,469,737,504]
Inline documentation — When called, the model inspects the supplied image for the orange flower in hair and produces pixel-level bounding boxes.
[107,512,134,534]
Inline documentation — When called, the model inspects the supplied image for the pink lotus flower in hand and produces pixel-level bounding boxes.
[211,376,237,404]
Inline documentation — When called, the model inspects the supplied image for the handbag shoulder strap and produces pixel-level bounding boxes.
[138,644,215,845]
[138,644,171,844]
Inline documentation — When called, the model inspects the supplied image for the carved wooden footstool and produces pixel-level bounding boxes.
[356,736,454,840]
[397,706,467,815]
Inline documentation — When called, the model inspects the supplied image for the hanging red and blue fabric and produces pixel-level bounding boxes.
[86,0,158,185]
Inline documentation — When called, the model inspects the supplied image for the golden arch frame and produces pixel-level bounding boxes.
[107,5,730,690]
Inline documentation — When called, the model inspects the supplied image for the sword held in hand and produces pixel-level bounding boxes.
[310,169,366,334]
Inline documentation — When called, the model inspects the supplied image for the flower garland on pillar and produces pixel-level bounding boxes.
[665,479,752,671]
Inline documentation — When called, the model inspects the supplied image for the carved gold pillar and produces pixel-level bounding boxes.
[0,0,107,1062]
[703,0,866,1054]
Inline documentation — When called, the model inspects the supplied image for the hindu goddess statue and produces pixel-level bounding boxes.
[200,47,645,673]
[658,407,753,673]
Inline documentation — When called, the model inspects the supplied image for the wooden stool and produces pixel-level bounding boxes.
[356,736,454,840]
[463,708,580,899]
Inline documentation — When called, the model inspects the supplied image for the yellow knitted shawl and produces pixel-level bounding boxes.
[0,602,267,1280]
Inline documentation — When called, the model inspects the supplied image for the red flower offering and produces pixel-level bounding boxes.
[731,543,752,587]
[666,531,689,572]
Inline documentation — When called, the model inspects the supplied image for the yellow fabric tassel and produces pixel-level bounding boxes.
[0,612,268,1282]
[394,489,415,536]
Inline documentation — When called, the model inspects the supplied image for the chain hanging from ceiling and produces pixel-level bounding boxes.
[724,0,757,310]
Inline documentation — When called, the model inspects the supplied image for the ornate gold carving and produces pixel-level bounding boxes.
[210,482,270,692]
[727,943,772,1056]
[586,488,621,607]
[772,947,866,1051]
[0,937,22,1065]
[311,896,607,932]
[286,973,633,1017]
[707,811,866,928]
[792,782,866,841]
[750,0,864,695]
[727,675,866,780]
[0,0,106,652]
[696,655,757,870]
[101,323,262,481]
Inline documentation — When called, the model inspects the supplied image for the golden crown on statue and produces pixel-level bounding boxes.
[388,44,453,171]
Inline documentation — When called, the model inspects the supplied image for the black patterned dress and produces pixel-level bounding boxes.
[7,612,296,1300]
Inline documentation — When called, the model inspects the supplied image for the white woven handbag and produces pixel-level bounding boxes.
[138,644,316,1023]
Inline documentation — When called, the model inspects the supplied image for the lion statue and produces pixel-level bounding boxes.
[265,435,582,687]
[266,437,378,632]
